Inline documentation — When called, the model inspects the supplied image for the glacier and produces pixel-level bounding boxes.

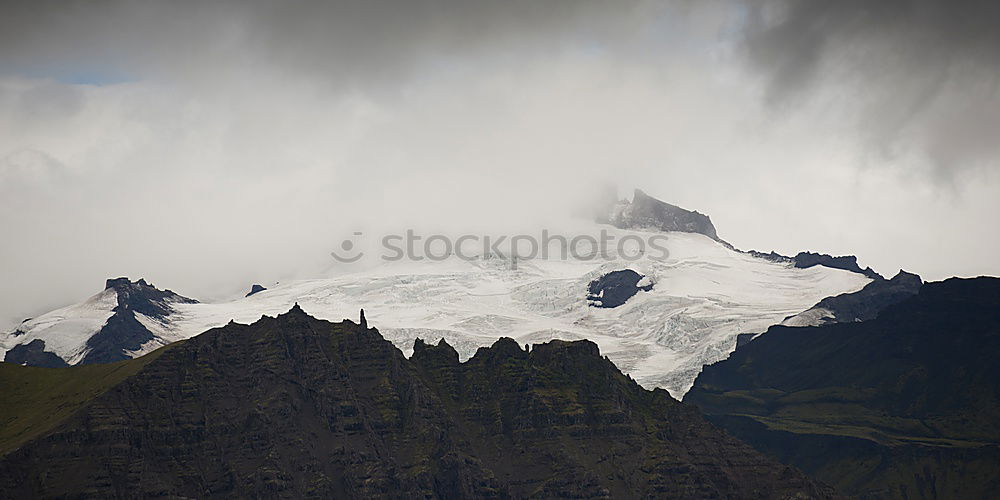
[1,226,871,397]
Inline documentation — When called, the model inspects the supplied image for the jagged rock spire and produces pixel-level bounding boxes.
[359,309,367,329]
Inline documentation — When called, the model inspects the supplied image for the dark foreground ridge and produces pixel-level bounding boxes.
[0,306,831,498]
[686,277,1000,499]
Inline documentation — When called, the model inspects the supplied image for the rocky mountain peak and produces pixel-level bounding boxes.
[103,277,197,317]
[470,336,527,363]
[600,188,721,241]
[104,277,132,290]
[528,338,603,372]
[76,278,199,365]
[412,337,460,365]
[890,269,922,286]
[277,303,311,321]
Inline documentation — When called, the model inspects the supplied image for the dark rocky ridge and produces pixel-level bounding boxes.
[791,252,883,280]
[587,269,653,308]
[246,284,267,297]
[685,277,1000,498]
[595,188,884,281]
[103,277,198,316]
[747,250,883,280]
[0,306,832,498]
[602,189,721,241]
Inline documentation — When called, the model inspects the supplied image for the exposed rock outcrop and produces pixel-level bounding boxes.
[790,252,883,280]
[745,250,883,280]
[587,269,653,308]
[602,189,721,241]
[2,339,67,368]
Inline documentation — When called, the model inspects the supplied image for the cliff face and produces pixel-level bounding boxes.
[686,277,1000,499]
[411,337,830,498]
[0,306,831,499]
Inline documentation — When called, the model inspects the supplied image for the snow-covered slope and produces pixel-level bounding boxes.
[0,288,118,365]
[1,278,196,366]
[1,227,871,396]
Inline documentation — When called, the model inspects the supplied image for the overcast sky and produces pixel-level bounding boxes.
[1,0,999,327]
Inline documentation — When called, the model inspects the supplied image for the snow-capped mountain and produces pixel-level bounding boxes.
[601,188,721,242]
[1,278,196,366]
[1,192,875,397]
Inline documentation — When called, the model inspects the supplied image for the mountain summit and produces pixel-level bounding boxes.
[600,188,721,241]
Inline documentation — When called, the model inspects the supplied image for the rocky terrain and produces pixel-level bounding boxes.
[602,189,720,241]
[781,270,922,327]
[0,306,832,498]
[746,250,883,280]
[686,277,1000,499]
[586,269,653,308]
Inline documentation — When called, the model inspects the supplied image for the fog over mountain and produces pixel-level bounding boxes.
[1,0,998,328]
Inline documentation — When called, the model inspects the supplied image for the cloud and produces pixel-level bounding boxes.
[0,0,661,88]
[741,0,1000,176]
[0,1,998,328]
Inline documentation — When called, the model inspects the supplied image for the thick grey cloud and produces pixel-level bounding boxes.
[742,0,1000,175]
[0,0,998,328]
[0,0,659,87]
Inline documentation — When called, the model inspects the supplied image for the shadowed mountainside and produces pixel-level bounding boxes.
[0,306,833,499]
[686,277,1000,499]
[780,270,922,328]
